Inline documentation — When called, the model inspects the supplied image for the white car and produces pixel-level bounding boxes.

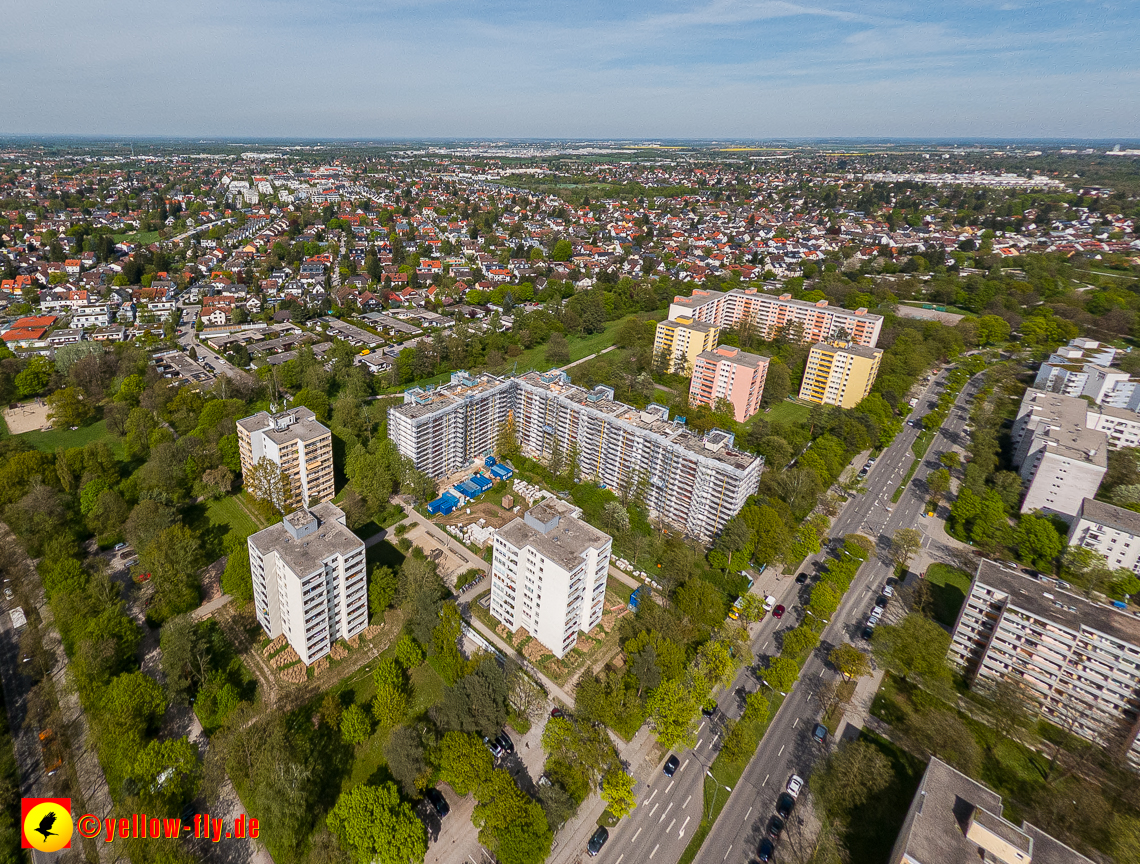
[882,585,895,598]
[868,606,883,624]
[762,595,777,612]
[786,774,804,799]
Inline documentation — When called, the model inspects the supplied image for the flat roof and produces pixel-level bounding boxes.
[672,287,883,322]
[696,346,769,369]
[238,406,331,445]
[975,558,1140,646]
[496,503,610,572]
[1075,496,1140,536]
[658,317,720,334]
[249,502,363,578]
[809,341,883,360]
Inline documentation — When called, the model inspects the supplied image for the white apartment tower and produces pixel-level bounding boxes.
[247,503,367,665]
[237,406,335,509]
[490,501,612,659]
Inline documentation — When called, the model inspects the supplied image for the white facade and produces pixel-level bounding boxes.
[490,501,611,658]
[247,503,367,665]
[1067,497,1140,574]
[71,305,111,328]
[1084,405,1140,449]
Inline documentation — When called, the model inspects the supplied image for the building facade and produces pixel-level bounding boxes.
[652,316,721,374]
[247,503,367,665]
[237,406,335,510]
[797,342,883,408]
[689,345,769,422]
[1067,497,1140,574]
[948,559,1140,769]
[668,287,883,348]
[1012,389,1108,520]
[490,500,611,658]
[388,370,764,540]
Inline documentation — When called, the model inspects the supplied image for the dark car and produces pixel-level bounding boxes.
[587,826,609,857]
[795,572,808,584]
[767,815,785,839]
[812,723,828,745]
[875,594,889,607]
[495,732,515,754]
[776,792,796,819]
[861,626,875,641]
[663,755,680,777]
[772,604,785,619]
[551,707,564,719]
[758,838,775,862]
[701,701,718,718]
[424,788,449,818]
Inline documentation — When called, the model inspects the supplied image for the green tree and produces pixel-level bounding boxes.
[221,543,253,603]
[437,731,494,795]
[370,564,398,619]
[321,692,344,729]
[245,456,293,516]
[395,632,425,669]
[872,614,952,688]
[15,356,53,397]
[551,239,573,262]
[46,386,93,427]
[130,737,201,812]
[326,782,427,864]
[927,468,951,503]
[829,644,871,681]
[781,626,819,658]
[101,670,167,736]
[600,769,637,819]
[890,528,923,570]
[810,740,893,820]
[763,656,799,693]
[939,451,960,471]
[645,679,698,749]
[341,703,372,745]
[1013,513,1065,570]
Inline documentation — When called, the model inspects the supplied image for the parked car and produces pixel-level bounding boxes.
[786,774,804,798]
[483,737,503,758]
[424,788,449,818]
[882,584,895,598]
[663,755,680,777]
[776,792,796,819]
[811,723,828,746]
[767,815,785,839]
[495,732,514,754]
[868,606,883,624]
[875,594,890,608]
[772,604,785,619]
[551,707,564,719]
[758,838,775,862]
[2,588,12,601]
[861,625,875,641]
[587,826,609,857]
[701,701,718,718]
[795,572,809,584]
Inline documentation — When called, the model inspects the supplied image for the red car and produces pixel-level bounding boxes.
[772,605,785,619]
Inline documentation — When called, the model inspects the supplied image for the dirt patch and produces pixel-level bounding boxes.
[435,501,516,530]
[3,401,51,434]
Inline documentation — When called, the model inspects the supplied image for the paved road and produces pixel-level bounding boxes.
[591,361,977,864]
[689,362,987,864]
[169,217,234,244]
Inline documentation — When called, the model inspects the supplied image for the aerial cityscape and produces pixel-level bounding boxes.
[2,3,1139,864]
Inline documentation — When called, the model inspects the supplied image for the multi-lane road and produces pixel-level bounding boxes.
[595,361,983,864]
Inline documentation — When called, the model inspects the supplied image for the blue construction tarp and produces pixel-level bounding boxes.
[489,463,513,480]
[470,474,493,492]
[455,479,482,498]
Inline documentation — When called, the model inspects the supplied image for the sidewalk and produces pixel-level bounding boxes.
[546,724,658,864]
[465,614,577,708]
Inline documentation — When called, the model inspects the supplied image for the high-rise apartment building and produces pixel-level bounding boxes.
[948,559,1140,769]
[1011,389,1108,520]
[247,503,367,666]
[237,406,335,509]
[797,342,883,408]
[668,287,883,348]
[1067,497,1140,574]
[490,500,611,658]
[652,316,721,374]
[689,345,769,422]
[388,370,763,541]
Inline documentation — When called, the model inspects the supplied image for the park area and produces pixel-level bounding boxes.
[2,400,51,434]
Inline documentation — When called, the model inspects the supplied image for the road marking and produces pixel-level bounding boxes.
[698,720,706,733]
[649,844,660,860]
[632,828,642,842]
[746,806,752,820]
[659,802,674,823]
[819,668,825,677]
[666,780,674,793]
[762,774,769,787]
[667,818,676,832]
[696,738,704,750]
[680,759,689,773]
[683,794,692,808]
[649,803,659,817]
[723,845,732,860]
[679,816,690,836]
[792,718,798,728]
[646,789,657,804]
[616,857,623,864]
[778,744,784,756]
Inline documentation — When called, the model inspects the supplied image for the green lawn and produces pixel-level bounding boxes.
[113,230,162,245]
[754,399,811,426]
[410,662,446,715]
[184,494,266,560]
[16,419,125,456]
[924,563,972,627]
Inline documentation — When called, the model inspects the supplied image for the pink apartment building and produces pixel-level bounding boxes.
[689,345,770,422]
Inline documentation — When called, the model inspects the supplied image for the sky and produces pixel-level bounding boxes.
[5,0,1138,140]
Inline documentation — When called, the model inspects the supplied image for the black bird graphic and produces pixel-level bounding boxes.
[34,812,57,842]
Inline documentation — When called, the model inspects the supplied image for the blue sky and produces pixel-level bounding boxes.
[5,0,1138,139]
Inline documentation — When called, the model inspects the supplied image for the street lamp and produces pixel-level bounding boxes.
[805,610,829,624]
[705,771,732,819]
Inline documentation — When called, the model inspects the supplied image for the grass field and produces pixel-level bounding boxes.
[184,494,267,560]
[16,419,125,456]
[924,562,972,626]
[113,230,162,245]
[495,312,663,377]
[755,399,812,426]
